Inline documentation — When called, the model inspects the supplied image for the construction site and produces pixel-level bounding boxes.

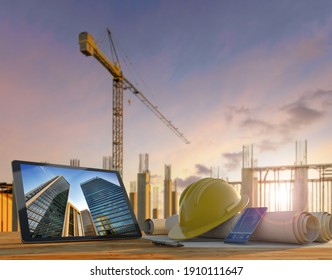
[130,141,332,227]
[2,5,332,280]
[1,30,332,261]
[2,141,332,260]
[2,141,331,234]
[76,31,331,222]
[235,142,332,213]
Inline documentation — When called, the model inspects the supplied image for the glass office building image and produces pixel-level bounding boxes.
[80,177,137,236]
[81,209,98,236]
[62,202,84,237]
[25,176,70,238]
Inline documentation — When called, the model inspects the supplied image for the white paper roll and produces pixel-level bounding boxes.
[151,211,321,245]
[143,219,167,235]
[311,212,332,242]
[143,215,179,235]
[199,211,321,244]
[251,211,320,244]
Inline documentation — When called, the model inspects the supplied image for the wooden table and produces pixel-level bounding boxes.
[1,232,332,260]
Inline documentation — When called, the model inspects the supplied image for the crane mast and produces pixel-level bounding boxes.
[79,31,190,176]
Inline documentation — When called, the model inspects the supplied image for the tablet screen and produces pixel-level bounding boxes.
[12,160,141,243]
[224,207,267,244]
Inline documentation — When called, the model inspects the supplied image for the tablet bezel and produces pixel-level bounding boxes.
[12,160,142,243]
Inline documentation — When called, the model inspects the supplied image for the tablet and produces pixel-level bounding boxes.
[224,207,267,244]
[12,160,142,243]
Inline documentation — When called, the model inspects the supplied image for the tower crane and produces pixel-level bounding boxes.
[79,30,190,176]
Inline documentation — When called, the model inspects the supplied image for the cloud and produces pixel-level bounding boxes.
[174,175,201,190]
[173,163,212,190]
[281,100,324,127]
[195,163,211,176]
[257,139,279,152]
[225,106,251,123]
[222,152,242,172]
[278,89,332,135]
[227,89,332,154]
[241,117,273,132]
[312,90,332,108]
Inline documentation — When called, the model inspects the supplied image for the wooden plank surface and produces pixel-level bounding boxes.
[0,232,332,260]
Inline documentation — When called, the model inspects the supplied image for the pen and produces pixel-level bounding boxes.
[152,240,184,247]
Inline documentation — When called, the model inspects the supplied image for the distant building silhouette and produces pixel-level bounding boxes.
[25,176,70,238]
[70,159,80,167]
[103,156,113,170]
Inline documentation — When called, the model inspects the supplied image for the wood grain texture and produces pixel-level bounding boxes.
[0,232,331,260]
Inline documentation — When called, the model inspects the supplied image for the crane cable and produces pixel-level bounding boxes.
[107,28,121,69]
[105,29,160,106]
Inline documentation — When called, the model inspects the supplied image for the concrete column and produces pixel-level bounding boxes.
[241,168,254,207]
[293,167,308,211]
[164,165,172,218]
[137,172,151,227]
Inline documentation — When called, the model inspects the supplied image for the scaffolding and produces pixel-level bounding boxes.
[239,142,332,213]
[0,183,13,232]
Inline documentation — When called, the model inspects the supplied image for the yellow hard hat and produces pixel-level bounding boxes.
[168,178,249,240]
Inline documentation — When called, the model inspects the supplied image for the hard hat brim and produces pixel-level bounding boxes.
[168,194,249,240]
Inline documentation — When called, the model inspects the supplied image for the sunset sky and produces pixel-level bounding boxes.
[1,0,332,193]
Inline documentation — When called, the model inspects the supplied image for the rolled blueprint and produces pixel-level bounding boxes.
[194,211,321,244]
[143,219,167,235]
[147,211,322,245]
[251,211,320,244]
[311,212,332,242]
[143,215,178,235]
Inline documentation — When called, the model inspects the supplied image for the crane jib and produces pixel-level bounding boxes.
[79,31,190,174]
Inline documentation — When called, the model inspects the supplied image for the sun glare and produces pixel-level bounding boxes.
[275,184,291,210]
[264,182,292,211]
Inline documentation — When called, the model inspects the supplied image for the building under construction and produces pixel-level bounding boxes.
[239,141,332,213]
[164,164,172,218]
[1,141,332,232]
[134,154,179,225]
[137,153,151,227]
[0,183,14,232]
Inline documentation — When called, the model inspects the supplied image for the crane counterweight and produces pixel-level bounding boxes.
[79,32,94,56]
